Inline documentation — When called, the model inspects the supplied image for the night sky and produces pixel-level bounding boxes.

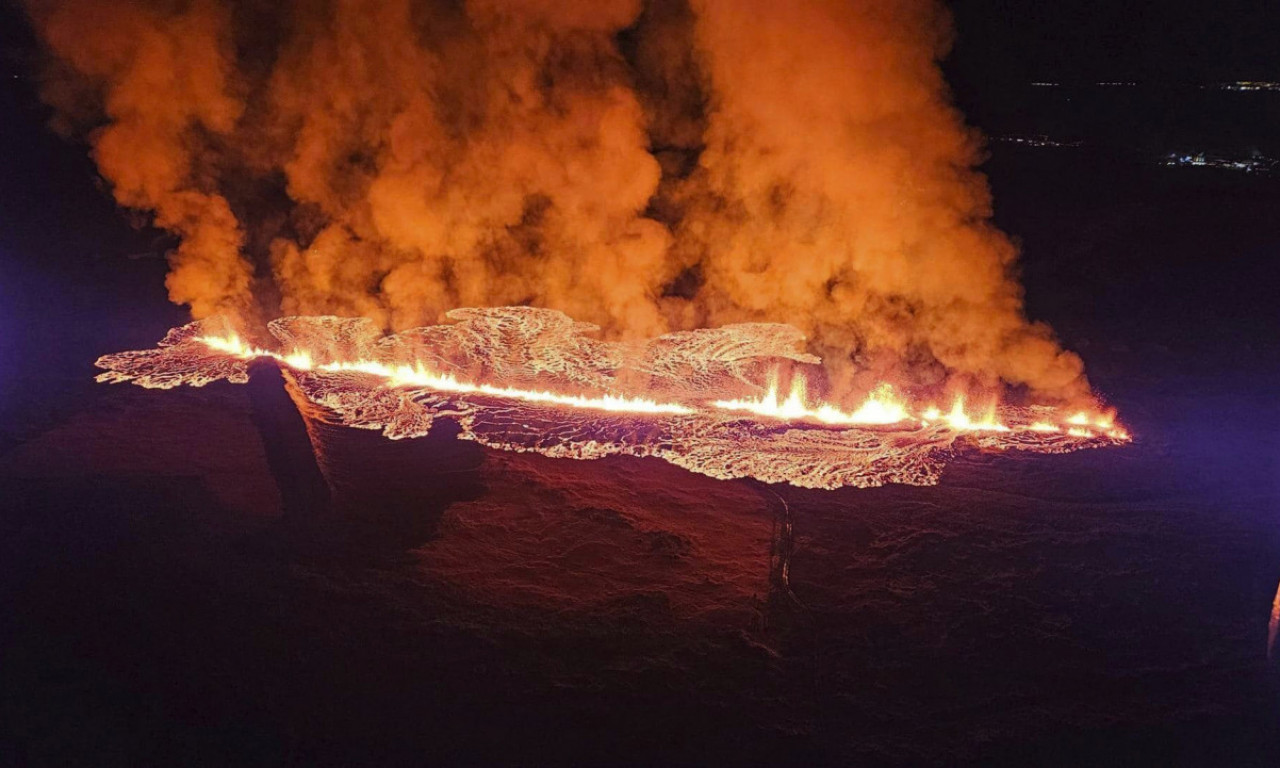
[948,0,1280,84]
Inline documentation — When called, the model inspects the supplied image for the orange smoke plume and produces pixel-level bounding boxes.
[26,0,253,319]
[24,0,1091,400]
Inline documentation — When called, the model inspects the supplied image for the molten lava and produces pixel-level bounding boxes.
[95,308,1130,489]
[200,333,696,416]
[713,376,911,426]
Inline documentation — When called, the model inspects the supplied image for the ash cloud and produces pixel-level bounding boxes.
[23,0,1088,400]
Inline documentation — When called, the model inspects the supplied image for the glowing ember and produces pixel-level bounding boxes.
[95,308,1130,490]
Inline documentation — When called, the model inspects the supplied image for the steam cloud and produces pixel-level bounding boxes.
[23,0,1088,400]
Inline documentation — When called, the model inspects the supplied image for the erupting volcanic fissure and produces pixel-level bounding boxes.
[35,0,1134,487]
[29,0,1095,402]
[96,308,1128,490]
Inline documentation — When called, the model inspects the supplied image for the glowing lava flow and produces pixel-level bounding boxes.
[198,334,1128,439]
[712,376,910,426]
[934,396,1009,432]
[198,334,696,416]
[94,310,1133,490]
[710,372,1128,438]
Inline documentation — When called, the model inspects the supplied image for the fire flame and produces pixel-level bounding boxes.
[197,334,1129,439]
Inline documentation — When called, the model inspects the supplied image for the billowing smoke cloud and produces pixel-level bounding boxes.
[672,0,1086,396]
[23,0,1088,399]
[26,0,253,320]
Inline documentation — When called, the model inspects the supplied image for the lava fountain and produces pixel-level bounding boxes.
[95,307,1129,490]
